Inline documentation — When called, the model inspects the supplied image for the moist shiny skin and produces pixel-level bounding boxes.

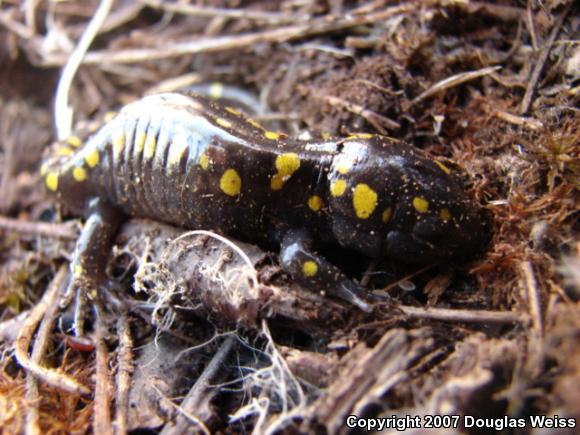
[42,93,488,311]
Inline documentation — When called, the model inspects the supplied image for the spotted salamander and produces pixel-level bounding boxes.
[42,92,488,312]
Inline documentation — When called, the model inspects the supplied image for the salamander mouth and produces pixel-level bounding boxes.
[384,227,481,264]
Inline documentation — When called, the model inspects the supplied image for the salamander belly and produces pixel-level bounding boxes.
[98,102,202,227]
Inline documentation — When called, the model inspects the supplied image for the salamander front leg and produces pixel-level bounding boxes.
[280,229,372,312]
[64,199,121,336]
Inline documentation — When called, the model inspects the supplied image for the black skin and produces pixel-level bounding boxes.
[43,92,489,312]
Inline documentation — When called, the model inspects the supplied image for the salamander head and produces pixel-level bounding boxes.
[328,138,490,264]
[383,177,490,263]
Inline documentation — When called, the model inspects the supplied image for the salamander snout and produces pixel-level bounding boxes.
[385,201,490,263]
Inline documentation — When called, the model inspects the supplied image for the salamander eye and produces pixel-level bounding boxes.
[413,216,450,241]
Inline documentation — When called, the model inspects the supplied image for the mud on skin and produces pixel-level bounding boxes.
[42,92,489,312]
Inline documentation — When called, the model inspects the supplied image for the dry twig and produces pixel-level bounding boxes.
[520,261,545,376]
[160,337,235,435]
[411,66,501,105]
[320,95,401,132]
[398,305,526,325]
[0,216,79,240]
[114,310,133,435]
[24,266,67,435]
[141,0,303,24]
[54,0,114,140]
[93,300,113,435]
[494,110,544,130]
[14,266,90,395]
[39,4,416,67]
[519,4,572,114]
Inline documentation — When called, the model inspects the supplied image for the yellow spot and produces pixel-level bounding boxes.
[275,153,300,176]
[225,107,242,116]
[220,169,242,196]
[40,162,49,176]
[66,136,82,147]
[136,131,146,153]
[270,174,285,191]
[168,136,188,167]
[353,184,378,219]
[440,207,452,221]
[321,132,331,140]
[382,207,393,224]
[72,166,87,182]
[188,100,204,111]
[413,197,430,213]
[302,261,318,277]
[247,118,264,130]
[334,156,352,175]
[104,111,117,122]
[435,160,451,175]
[216,118,232,128]
[307,195,323,212]
[209,82,223,99]
[199,153,209,170]
[56,146,74,156]
[73,265,84,279]
[330,179,347,197]
[45,172,59,191]
[84,149,100,168]
[347,133,374,140]
[113,129,125,157]
[264,131,281,140]
[144,134,156,160]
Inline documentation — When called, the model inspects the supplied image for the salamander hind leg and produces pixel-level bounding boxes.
[280,229,372,312]
[65,199,122,335]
